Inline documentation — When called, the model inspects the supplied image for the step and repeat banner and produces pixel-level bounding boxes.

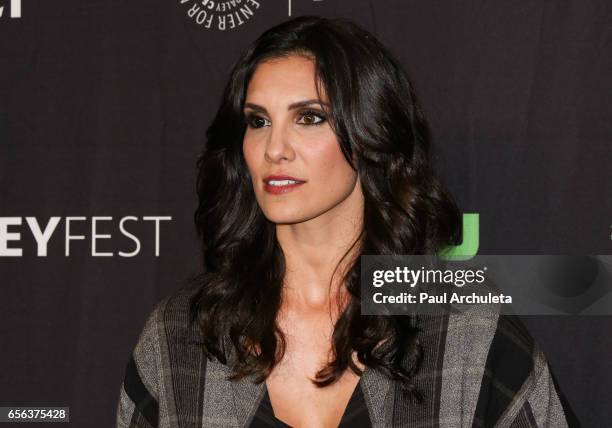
[1,1,611,426]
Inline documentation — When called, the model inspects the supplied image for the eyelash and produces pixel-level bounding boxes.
[244,109,327,129]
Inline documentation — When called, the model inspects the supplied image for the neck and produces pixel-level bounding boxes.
[275,181,364,315]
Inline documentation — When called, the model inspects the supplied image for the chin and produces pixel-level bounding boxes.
[261,207,314,225]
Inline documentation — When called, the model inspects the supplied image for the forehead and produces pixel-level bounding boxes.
[245,55,327,103]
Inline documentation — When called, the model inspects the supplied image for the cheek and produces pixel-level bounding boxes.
[242,136,260,177]
[307,136,356,192]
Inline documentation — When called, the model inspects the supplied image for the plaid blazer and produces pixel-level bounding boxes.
[116,286,579,428]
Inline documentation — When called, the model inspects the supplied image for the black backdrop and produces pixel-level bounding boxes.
[1,1,611,426]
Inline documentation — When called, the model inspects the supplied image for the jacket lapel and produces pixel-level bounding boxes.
[201,336,266,428]
[230,370,266,427]
[224,336,266,428]
[360,365,396,428]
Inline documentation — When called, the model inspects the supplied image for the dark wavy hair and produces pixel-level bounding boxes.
[190,16,461,399]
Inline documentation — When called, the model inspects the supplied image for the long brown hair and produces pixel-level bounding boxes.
[190,16,461,399]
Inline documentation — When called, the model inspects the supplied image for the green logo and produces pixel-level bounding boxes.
[439,213,479,260]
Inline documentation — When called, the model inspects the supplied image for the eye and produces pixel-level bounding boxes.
[297,110,326,126]
[244,114,271,129]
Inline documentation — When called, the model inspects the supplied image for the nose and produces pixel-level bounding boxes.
[264,121,295,164]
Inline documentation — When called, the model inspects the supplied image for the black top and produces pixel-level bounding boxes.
[249,382,372,428]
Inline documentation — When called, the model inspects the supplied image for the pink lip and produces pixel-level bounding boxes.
[263,174,306,195]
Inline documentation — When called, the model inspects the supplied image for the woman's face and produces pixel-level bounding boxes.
[242,55,361,225]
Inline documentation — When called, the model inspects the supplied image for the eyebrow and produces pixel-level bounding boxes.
[243,99,329,114]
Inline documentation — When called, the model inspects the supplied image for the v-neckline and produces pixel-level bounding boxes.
[227,338,393,428]
[259,372,366,427]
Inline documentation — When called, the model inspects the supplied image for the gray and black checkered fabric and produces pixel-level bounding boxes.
[116,286,578,427]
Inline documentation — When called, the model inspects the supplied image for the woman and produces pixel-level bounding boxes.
[116,16,577,428]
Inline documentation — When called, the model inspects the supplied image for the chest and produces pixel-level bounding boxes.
[264,353,362,428]
[264,314,362,427]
